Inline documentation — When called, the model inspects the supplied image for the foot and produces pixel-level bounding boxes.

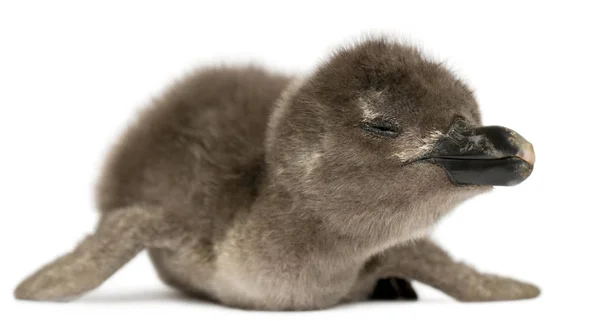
[369,278,418,301]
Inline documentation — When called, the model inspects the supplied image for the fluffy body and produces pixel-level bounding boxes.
[14,38,540,310]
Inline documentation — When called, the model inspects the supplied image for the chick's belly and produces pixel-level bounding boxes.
[211,253,350,310]
[148,247,217,298]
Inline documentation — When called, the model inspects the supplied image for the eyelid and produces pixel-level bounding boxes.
[360,118,401,138]
[372,117,400,129]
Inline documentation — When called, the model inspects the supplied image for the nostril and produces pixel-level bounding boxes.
[517,143,536,166]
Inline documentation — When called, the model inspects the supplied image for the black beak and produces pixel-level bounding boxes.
[423,119,535,186]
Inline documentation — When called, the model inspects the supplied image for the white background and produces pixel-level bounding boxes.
[1,0,598,320]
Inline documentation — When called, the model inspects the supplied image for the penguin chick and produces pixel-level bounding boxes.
[14,37,540,310]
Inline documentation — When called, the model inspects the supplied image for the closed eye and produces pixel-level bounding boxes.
[360,119,400,138]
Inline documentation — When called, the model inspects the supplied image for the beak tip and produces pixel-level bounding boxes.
[518,143,536,166]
